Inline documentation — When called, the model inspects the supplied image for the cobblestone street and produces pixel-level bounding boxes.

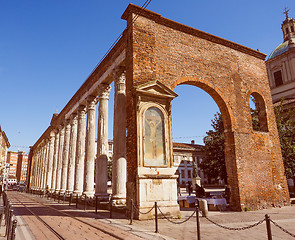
[3,191,295,240]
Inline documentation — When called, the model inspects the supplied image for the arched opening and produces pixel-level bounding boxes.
[249,92,268,132]
[171,81,232,200]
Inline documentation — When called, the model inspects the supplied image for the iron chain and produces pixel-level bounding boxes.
[132,201,155,215]
[205,217,265,231]
[157,206,196,224]
[270,219,295,238]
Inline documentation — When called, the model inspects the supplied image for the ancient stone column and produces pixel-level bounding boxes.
[42,141,49,190]
[83,96,97,197]
[55,124,65,192]
[46,131,55,191]
[36,149,42,190]
[73,105,86,195]
[112,68,127,204]
[95,85,111,199]
[51,130,59,191]
[60,119,71,193]
[32,152,38,190]
[66,113,78,194]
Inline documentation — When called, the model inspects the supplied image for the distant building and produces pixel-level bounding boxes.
[7,151,28,183]
[266,9,295,104]
[173,141,207,186]
[16,152,28,183]
[0,126,10,181]
[266,9,295,192]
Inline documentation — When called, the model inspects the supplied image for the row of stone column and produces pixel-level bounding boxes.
[30,68,127,203]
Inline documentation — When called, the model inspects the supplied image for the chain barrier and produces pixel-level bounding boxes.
[205,216,265,231]
[270,219,295,238]
[157,206,196,224]
[132,201,155,215]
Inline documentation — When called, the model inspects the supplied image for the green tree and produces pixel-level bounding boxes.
[200,99,295,183]
[200,112,227,183]
[274,100,295,178]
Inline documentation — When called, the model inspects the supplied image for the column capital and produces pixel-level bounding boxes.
[77,105,87,117]
[98,84,111,100]
[113,68,126,93]
[70,113,78,125]
[112,66,126,80]
[87,95,98,110]
[50,130,56,139]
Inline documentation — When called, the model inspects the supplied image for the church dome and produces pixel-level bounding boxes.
[268,37,295,60]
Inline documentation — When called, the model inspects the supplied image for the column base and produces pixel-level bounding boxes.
[59,189,66,194]
[83,191,95,198]
[73,190,82,196]
[66,190,73,195]
[112,195,126,206]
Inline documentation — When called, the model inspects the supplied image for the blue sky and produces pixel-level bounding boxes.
[0,0,294,153]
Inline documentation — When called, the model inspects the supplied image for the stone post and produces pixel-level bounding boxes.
[51,130,59,191]
[83,96,97,197]
[60,119,71,193]
[73,105,86,195]
[66,113,78,194]
[95,85,111,200]
[46,131,55,191]
[55,124,65,192]
[112,68,127,204]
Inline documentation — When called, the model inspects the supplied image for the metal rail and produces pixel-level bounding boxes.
[10,192,124,240]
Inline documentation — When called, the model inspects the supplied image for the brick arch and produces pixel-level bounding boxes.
[171,77,241,209]
[248,91,269,132]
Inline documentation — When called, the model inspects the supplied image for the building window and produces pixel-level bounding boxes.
[274,70,283,87]
[286,28,289,34]
[291,26,294,32]
[188,169,192,179]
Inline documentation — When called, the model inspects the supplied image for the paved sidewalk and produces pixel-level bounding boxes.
[5,192,295,240]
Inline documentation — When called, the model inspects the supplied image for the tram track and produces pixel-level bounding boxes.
[8,191,138,240]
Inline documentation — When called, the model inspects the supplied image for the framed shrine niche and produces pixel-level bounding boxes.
[134,80,178,169]
[143,106,167,167]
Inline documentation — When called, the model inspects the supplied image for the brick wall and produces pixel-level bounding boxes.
[123,4,289,211]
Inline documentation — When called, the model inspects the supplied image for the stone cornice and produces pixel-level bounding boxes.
[122,4,266,60]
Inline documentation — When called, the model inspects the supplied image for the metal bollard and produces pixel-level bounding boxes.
[76,194,78,209]
[84,195,87,211]
[196,201,201,240]
[155,202,158,233]
[130,199,134,225]
[95,196,98,214]
[265,214,272,240]
[11,219,17,240]
[6,209,13,237]
[69,194,72,206]
[109,198,113,219]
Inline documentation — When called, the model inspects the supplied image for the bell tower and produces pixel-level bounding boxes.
[282,8,295,42]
